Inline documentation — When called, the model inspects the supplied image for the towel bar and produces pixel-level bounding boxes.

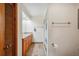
[52,22,70,24]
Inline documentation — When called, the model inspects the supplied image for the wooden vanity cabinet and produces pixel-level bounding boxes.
[22,34,32,56]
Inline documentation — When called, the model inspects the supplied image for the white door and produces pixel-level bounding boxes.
[48,4,79,56]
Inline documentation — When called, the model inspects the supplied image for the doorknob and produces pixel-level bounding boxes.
[51,43,58,48]
[3,45,9,49]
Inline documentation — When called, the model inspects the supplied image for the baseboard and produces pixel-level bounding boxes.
[32,42,43,44]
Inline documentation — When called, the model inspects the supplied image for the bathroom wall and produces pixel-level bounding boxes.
[48,4,79,56]
[32,16,44,42]
[22,11,33,33]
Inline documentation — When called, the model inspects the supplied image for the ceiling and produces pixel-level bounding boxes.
[22,3,79,17]
[22,3,49,17]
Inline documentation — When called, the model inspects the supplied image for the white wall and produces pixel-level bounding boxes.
[48,4,79,56]
[32,16,44,42]
[22,20,34,33]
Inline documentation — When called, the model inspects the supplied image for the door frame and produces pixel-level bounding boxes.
[12,3,18,56]
[14,3,18,56]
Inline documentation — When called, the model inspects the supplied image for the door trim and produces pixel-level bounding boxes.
[14,3,18,56]
[12,3,18,56]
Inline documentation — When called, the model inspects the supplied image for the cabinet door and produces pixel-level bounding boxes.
[22,38,28,56]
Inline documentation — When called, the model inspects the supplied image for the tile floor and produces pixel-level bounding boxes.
[26,43,45,56]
